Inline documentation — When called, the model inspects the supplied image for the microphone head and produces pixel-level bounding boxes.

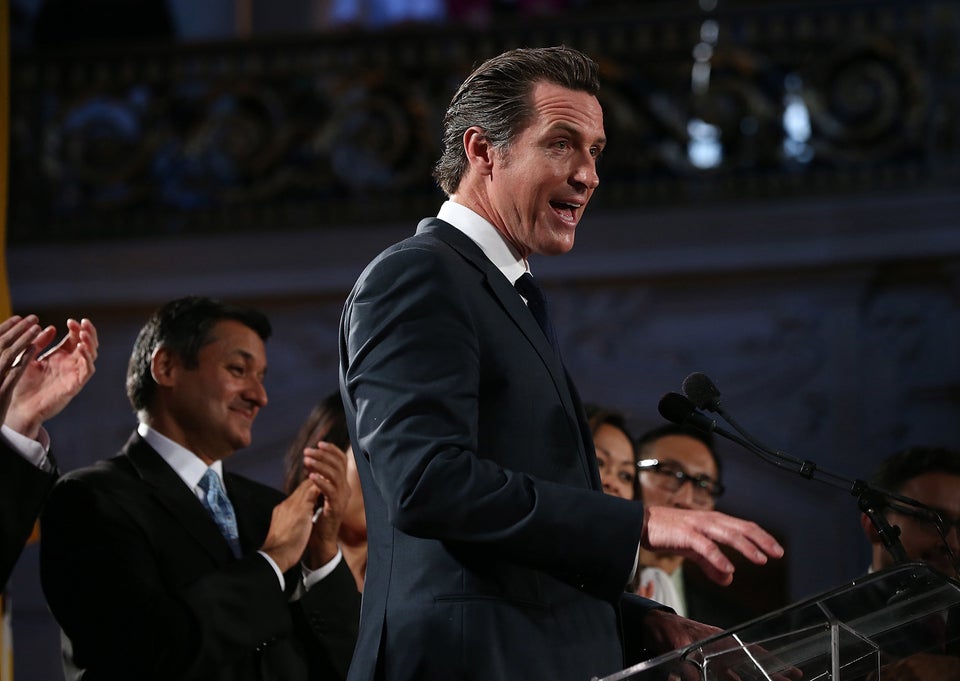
[682,372,722,412]
[658,392,696,425]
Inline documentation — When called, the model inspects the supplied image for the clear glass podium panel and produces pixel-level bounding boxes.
[595,562,960,681]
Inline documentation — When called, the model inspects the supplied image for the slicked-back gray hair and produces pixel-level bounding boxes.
[432,46,600,196]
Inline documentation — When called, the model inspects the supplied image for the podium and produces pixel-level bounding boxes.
[595,562,960,681]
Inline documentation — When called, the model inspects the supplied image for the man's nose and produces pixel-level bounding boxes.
[572,159,599,191]
[245,379,268,407]
[670,481,696,509]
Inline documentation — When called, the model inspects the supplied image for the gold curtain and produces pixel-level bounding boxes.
[0,0,11,318]
[1,1,16,678]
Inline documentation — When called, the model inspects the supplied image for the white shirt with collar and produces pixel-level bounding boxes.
[137,422,341,592]
[437,200,528,285]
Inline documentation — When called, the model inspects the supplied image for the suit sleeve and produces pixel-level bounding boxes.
[342,244,643,602]
[0,441,56,590]
[619,592,676,666]
[40,473,298,680]
[292,558,361,680]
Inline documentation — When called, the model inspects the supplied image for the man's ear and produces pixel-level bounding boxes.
[150,345,179,387]
[463,126,495,176]
[860,512,883,544]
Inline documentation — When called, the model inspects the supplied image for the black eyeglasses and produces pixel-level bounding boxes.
[636,458,724,507]
[887,501,960,537]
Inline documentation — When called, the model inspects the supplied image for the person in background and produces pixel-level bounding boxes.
[586,403,640,500]
[857,446,960,680]
[0,313,98,590]
[339,45,784,681]
[862,446,960,579]
[284,390,367,591]
[40,296,359,681]
[634,423,759,628]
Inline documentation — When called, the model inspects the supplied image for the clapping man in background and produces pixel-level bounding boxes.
[40,296,359,681]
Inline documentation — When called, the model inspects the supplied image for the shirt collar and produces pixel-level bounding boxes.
[437,200,529,285]
[138,421,224,491]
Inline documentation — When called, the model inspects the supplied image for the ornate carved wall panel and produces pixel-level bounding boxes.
[9,0,959,243]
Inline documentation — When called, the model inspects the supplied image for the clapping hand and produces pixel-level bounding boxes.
[302,441,351,569]
[2,316,98,440]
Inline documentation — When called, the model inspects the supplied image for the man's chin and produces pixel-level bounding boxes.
[540,234,576,257]
[230,432,253,452]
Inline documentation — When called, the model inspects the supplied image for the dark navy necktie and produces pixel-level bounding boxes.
[198,468,242,557]
[515,272,560,354]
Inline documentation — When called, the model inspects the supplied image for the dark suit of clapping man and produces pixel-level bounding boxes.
[339,46,784,681]
[40,297,360,681]
[0,313,98,590]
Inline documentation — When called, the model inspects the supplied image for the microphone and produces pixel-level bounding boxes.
[681,372,722,413]
[657,392,718,432]
[658,392,784,467]
[681,372,819,479]
[673,373,954,573]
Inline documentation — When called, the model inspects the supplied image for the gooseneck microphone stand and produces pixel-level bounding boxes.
[659,378,957,578]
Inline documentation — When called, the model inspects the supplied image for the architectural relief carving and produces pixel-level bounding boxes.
[9,0,958,243]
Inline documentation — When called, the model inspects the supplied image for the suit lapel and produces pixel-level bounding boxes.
[123,434,238,563]
[418,218,564,372]
[418,218,598,487]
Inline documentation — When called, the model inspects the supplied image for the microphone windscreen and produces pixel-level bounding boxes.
[658,392,696,425]
[682,372,721,410]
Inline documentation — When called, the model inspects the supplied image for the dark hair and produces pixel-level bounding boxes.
[636,423,722,483]
[432,45,600,196]
[283,391,349,495]
[126,296,272,414]
[870,446,960,505]
[585,403,640,498]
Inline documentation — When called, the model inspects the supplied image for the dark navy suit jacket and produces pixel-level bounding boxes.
[40,433,360,681]
[0,439,56,590]
[340,218,658,681]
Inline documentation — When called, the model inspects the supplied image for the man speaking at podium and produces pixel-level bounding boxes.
[339,45,784,681]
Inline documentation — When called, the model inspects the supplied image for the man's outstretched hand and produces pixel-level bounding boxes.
[642,505,784,586]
